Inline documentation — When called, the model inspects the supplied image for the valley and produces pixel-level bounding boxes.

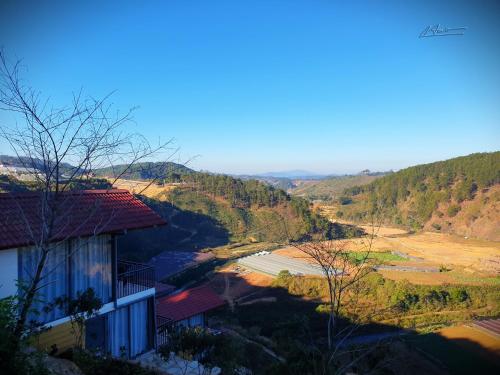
[2,152,499,374]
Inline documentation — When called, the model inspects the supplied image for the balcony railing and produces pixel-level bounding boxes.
[156,315,174,348]
[117,260,155,298]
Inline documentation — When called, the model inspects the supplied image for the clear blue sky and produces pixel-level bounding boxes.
[1,0,499,174]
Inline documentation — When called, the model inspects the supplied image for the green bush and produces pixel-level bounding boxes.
[158,327,269,373]
[447,205,461,217]
[0,296,50,375]
[71,350,158,375]
[273,270,293,288]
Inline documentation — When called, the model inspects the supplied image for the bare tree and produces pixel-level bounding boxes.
[0,50,177,344]
[273,208,386,373]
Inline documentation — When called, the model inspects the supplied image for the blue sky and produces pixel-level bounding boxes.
[1,0,499,174]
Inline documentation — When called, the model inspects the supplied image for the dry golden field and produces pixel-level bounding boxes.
[111,178,180,197]
[273,227,500,285]
[439,324,500,353]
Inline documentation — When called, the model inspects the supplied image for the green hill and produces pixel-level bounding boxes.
[94,161,193,181]
[336,152,500,240]
[291,174,385,201]
[118,173,357,262]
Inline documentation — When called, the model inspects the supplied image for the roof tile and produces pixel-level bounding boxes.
[156,285,225,322]
[0,189,166,250]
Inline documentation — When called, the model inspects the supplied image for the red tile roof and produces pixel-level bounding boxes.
[0,189,166,250]
[156,285,225,322]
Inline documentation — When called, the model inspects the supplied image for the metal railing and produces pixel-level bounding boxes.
[157,315,174,348]
[117,259,155,298]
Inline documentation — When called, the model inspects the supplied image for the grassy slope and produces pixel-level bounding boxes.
[291,175,381,200]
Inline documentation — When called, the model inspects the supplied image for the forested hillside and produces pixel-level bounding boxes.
[337,152,500,240]
[291,173,385,201]
[117,173,347,262]
[94,161,193,181]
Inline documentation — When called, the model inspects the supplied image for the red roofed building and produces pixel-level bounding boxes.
[0,189,165,250]
[0,189,166,358]
[157,285,225,328]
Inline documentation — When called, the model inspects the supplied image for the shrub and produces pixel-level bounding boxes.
[71,350,158,375]
[432,223,441,231]
[447,205,461,217]
[273,270,293,288]
[158,327,250,373]
[338,196,353,205]
[0,296,50,375]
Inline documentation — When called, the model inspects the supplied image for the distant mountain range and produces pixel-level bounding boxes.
[256,170,329,179]
[1,154,386,200]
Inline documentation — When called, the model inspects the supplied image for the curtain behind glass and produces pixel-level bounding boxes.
[71,235,111,303]
[130,299,149,357]
[19,242,68,323]
[107,306,129,357]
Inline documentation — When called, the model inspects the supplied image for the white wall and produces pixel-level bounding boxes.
[0,248,18,298]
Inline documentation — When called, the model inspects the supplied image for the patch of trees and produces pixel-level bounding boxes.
[183,172,290,208]
[273,271,499,325]
[178,173,334,239]
[94,161,193,181]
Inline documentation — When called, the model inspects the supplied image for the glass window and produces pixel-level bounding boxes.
[19,242,68,323]
[71,235,112,304]
[107,298,152,358]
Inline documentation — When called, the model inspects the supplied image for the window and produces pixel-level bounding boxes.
[71,236,112,304]
[19,235,112,324]
[106,298,153,358]
[19,241,68,322]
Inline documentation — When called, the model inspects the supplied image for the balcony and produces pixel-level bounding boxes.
[117,260,155,298]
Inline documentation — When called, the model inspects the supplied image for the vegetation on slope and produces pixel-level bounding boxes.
[94,161,193,181]
[336,152,500,237]
[273,271,500,329]
[291,173,385,201]
[119,174,342,262]
[0,174,112,193]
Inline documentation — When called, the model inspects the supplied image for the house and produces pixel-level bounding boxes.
[156,285,225,329]
[0,189,166,358]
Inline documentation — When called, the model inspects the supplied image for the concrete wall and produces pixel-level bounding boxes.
[0,248,18,298]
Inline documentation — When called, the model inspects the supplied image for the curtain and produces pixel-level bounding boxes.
[19,242,68,323]
[71,235,111,303]
[130,299,149,357]
[107,306,129,357]
[107,299,150,358]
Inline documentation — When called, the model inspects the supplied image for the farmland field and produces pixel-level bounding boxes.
[250,230,500,285]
